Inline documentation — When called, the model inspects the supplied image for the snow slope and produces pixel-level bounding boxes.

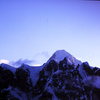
[0,63,16,73]
[47,50,82,66]
[18,64,43,86]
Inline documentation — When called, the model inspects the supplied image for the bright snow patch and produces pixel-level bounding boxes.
[0,59,9,64]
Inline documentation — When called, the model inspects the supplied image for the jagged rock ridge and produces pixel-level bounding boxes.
[0,50,100,100]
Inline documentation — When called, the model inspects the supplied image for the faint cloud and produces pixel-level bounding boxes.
[0,59,9,64]
[41,51,50,58]
[33,51,50,65]
[0,51,50,67]
[34,51,50,58]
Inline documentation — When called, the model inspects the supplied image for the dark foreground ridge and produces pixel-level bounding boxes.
[0,50,100,100]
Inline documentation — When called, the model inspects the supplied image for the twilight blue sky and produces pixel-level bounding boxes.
[0,0,100,67]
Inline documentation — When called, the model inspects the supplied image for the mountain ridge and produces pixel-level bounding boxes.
[0,50,100,100]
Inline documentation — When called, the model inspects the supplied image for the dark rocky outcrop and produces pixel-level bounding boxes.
[0,57,100,100]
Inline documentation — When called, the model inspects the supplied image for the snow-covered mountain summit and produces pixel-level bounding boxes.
[48,50,82,66]
[0,50,100,100]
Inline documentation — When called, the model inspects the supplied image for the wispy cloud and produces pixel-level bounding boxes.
[34,51,50,58]
[0,51,50,67]
[10,59,35,67]
[41,51,50,58]
[33,51,50,65]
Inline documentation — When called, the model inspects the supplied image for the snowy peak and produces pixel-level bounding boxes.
[1,50,100,100]
[48,50,82,66]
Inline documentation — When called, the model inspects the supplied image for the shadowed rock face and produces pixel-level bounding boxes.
[15,66,33,92]
[93,88,100,100]
[0,66,15,89]
[0,51,100,100]
[95,69,100,76]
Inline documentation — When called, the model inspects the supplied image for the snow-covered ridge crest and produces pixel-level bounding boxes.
[0,63,16,73]
[47,50,82,66]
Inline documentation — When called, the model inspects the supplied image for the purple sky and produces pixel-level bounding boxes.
[0,0,100,67]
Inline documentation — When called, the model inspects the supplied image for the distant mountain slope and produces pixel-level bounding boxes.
[0,50,100,100]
